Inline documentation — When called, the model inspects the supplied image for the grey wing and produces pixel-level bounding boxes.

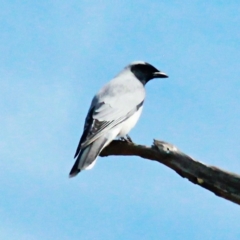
[74,76,145,158]
[74,98,144,158]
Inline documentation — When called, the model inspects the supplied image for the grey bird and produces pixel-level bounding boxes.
[69,61,168,177]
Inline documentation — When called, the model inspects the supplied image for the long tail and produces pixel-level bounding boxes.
[69,136,108,177]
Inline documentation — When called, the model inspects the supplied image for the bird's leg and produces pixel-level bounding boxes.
[126,134,133,143]
[119,134,133,143]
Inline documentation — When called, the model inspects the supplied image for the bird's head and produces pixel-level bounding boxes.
[128,61,168,85]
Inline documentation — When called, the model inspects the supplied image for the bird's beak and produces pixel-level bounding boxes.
[153,71,168,78]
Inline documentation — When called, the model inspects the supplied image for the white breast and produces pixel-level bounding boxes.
[118,106,143,137]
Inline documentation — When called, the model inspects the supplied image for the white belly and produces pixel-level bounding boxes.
[118,106,143,137]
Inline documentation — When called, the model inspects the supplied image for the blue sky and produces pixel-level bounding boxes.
[1,0,240,239]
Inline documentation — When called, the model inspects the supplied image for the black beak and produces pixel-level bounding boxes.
[153,71,168,78]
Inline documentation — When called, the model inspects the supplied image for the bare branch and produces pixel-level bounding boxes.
[100,139,240,205]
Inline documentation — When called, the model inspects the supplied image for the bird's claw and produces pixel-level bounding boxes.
[119,134,133,143]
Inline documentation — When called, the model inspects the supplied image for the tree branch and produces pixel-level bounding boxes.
[100,139,240,205]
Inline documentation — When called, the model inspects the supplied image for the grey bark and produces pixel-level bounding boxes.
[100,139,240,205]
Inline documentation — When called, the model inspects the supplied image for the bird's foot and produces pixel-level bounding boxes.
[119,134,133,143]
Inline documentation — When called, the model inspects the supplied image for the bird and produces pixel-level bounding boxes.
[69,61,168,177]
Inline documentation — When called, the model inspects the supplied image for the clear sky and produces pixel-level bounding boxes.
[1,0,240,239]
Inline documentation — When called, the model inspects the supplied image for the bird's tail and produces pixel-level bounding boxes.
[69,136,108,177]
